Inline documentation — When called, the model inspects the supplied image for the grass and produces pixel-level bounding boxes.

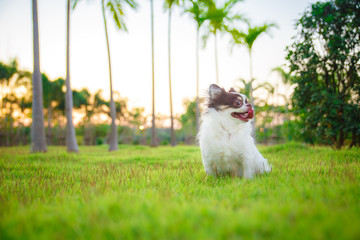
[0,143,359,240]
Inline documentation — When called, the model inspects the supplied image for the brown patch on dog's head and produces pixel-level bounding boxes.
[207,84,254,122]
[208,84,244,110]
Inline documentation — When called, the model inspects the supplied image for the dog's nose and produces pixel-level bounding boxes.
[246,103,252,108]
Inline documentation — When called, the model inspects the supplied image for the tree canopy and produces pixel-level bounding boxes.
[287,0,360,148]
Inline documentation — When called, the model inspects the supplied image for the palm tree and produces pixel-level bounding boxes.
[203,0,244,85]
[65,0,79,152]
[271,66,294,138]
[101,0,137,151]
[31,0,47,152]
[231,22,277,135]
[184,0,207,133]
[164,0,179,146]
[271,66,293,113]
[150,0,157,147]
[236,78,274,105]
[231,22,277,106]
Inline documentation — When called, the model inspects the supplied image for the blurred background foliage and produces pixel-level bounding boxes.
[0,0,359,149]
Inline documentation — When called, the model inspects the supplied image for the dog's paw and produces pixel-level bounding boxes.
[265,163,272,173]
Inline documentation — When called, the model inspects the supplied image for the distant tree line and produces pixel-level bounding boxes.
[0,60,192,146]
[1,58,299,147]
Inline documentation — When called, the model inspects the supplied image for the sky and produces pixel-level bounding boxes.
[0,0,317,118]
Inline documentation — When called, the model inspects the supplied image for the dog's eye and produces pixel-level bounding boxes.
[245,99,248,104]
[234,99,242,106]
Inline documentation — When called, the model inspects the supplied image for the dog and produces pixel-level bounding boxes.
[198,84,271,179]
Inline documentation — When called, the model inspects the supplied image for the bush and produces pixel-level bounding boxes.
[96,137,103,145]
[286,0,360,148]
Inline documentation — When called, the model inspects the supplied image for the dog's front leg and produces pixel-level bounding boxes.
[242,157,254,179]
[204,165,218,177]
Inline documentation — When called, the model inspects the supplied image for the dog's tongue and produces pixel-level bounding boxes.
[247,109,254,119]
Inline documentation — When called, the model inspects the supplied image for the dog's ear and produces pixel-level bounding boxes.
[229,87,236,93]
[209,84,223,99]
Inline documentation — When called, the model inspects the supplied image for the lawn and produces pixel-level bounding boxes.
[0,143,359,239]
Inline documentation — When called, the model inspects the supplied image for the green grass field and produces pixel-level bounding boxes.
[1,143,360,239]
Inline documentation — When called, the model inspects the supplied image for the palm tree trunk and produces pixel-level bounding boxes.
[248,49,256,139]
[4,113,9,146]
[195,27,200,134]
[102,0,118,151]
[150,0,157,147]
[109,98,118,150]
[84,108,91,145]
[65,0,79,153]
[168,8,175,147]
[214,32,219,85]
[47,104,52,145]
[5,110,12,146]
[31,0,47,152]
[249,49,254,105]
[9,103,13,146]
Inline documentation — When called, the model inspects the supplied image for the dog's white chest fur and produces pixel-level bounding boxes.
[198,108,271,179]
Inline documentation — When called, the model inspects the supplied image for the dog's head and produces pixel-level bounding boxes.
[207,84,254,122]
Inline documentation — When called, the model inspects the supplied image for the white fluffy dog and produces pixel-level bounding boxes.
[198,84,271,179]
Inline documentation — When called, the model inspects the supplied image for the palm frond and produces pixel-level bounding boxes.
[72,0,80,9]
[202,0,216,9]
[164,0,179,10]
[237,22,278,50]
[229,28,245,45]
[228,13,247,22]
[124,0,137,9]
[255,82,274,94]
[235,78,251,96]
[202,0,245,44]
[184,0,207,28]
[224,0,243,11]
[105,0,137,32]
[271,66,293,85]
[107,0,125,31]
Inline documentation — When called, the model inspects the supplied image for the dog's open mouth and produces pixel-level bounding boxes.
[231,109,254,122]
